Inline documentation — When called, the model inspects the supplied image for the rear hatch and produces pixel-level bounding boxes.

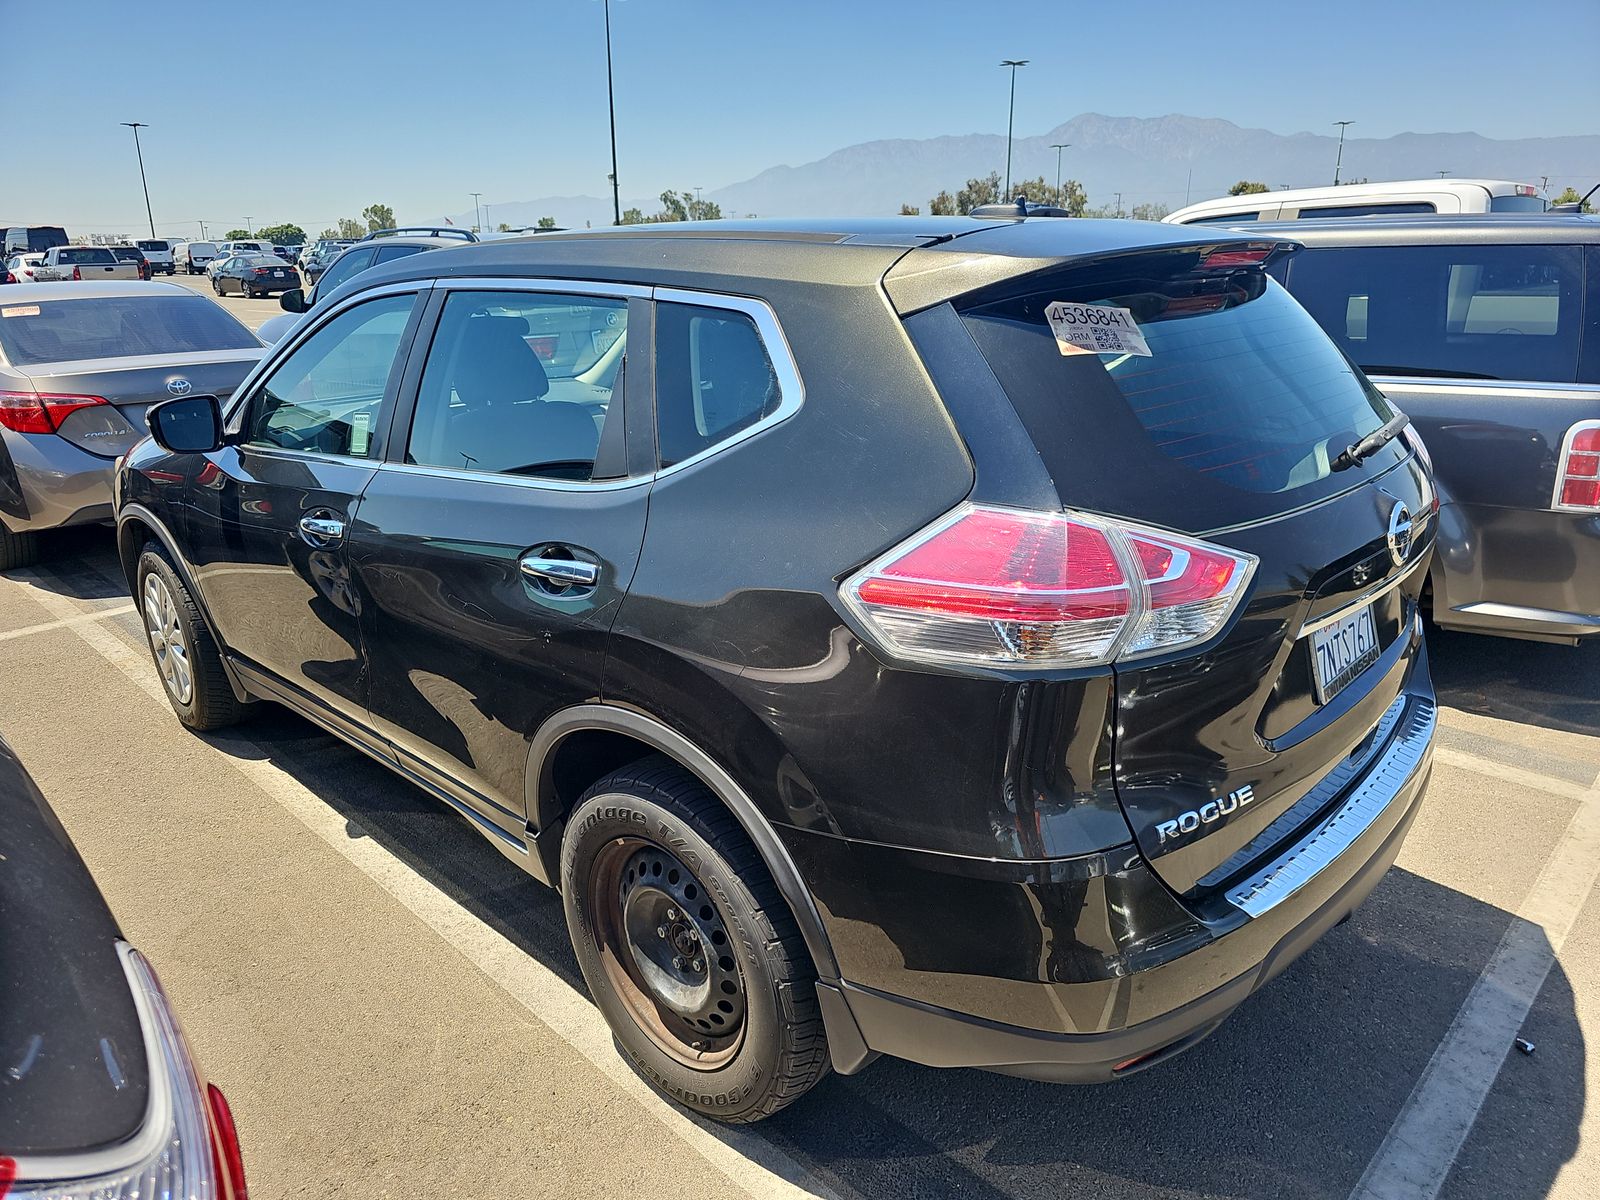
[929,239,1435,906]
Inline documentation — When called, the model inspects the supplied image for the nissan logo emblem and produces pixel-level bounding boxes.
[166,377,192,397]
[1386,501,1414,567]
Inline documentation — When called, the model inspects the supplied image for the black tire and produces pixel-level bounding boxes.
[0,525,40,571]
[211,277,222,295]
[562,756,830,1122]
[136,544,246,731]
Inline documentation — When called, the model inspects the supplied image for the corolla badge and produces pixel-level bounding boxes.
[1386,499,1414,568]
[166,377,192,397]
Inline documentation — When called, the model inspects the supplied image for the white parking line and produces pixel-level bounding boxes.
[1350,771,1600,1199]
[1433,745,1592,802]
[6,570,836,1200]
[0,602,135,643]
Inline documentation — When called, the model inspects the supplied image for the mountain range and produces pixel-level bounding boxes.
[437,113,1599,230]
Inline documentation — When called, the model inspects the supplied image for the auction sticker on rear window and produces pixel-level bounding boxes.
[1045,302,1151,358]
[1,306,40,318]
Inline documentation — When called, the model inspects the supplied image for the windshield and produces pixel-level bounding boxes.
[136,240,167,251]
[58,248,115,265]
[0,295,260,365]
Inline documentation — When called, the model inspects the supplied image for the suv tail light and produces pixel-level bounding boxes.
[71,265,82,281]
[1554,421,1600,511]
[0,391,109,435]
[842,504,1256,670]
[4,947,248,1199]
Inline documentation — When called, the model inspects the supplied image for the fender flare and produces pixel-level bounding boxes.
[116,502,250,703]
[525,703,841,984]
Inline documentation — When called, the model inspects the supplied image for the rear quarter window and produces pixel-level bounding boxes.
[655,303,784,468]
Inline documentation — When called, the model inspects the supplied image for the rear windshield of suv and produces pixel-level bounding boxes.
[0,295,260,365]
[136,240,169,251]
[954,248,1402,529]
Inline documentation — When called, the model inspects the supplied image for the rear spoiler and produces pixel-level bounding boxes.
[883,234,1301,316]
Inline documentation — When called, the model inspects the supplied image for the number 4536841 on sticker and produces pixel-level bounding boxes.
[1045,301,1152,358]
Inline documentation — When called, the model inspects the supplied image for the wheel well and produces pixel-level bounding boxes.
[117,516,153,589]
[540,728,658,832]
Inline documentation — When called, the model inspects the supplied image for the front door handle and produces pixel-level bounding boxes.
[298,515,345,545]
[519,555,599,589]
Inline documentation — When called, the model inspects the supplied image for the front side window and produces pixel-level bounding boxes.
[1286,243,1583,383]
[314,247,376,296]
[655,303,782,468]
[406,289,627,481]
[244,292,415,457]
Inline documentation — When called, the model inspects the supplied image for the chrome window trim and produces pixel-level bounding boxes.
[1295,552,1429,639]
[1373,378,1600,400]
[6,942,173,1184]
[222,280,431,427]
[651,285,806,480]
[1551,418,1600,513]
[370,459,652,494]
[1228,694,1435,919]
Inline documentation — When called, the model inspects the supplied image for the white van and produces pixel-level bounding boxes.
[217,239,274,258]
[134,238,178,275]
[1165,179,1546,225]
[175,241,220,274]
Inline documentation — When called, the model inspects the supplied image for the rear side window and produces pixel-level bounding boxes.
[0,296,259,366]
[374,243,425,264]
[957,251,1397,509]
[406,290,627,481]
[1490,195,1547,213]
[655,303,782,468]
[1285,244,1583,383]
[245,293,415,457]
[1293,202,1435,218]
[1187,211,1260,224]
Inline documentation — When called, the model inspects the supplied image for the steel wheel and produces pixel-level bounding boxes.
[588,837,747,1069]
[142,572,193,705]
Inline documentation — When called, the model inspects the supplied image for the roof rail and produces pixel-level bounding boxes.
[359,226,479,243]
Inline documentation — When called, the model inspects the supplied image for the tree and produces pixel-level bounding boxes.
[1228,180,1271,196]
[317,227,338,241]
[336,217,366,239]
[643,190,722,223]
[255,222,306,245]
[223,229,251,240]
[1130,201,1171,221]
[361,203,395,232]
[536,216,558,230]
[1553,187,1594,212]
[497,222,512,232]
[899,203,921,215]
[955,172,1002,213]
[928,190,957,216]
[620,207,645,225]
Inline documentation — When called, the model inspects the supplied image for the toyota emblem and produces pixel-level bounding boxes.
[166,377,192,397]
[1386,500,1414,567]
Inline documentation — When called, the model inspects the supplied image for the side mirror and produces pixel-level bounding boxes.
[279,287,308,313]
[147,394,224,454]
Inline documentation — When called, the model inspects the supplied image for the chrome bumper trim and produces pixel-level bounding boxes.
[1227,694,1435,919]
[1297,553,1429,639]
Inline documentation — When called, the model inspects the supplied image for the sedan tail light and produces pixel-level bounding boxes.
[252,268,269,276]
[3,271,14,284]
[3,947,248,1199]
[0,391,110,435]
[842,504,1256,670]
[1553,421,1600,511]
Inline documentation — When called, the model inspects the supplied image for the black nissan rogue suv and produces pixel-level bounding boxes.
[115,217,1438,1122]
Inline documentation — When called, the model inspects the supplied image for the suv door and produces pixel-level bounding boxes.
[348,281,649,841]
[186,285,427,730]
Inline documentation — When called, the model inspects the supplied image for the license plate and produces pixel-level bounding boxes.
[1311,604,1380,703]
[273,270,286,277]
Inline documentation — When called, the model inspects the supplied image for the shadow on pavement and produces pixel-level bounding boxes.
[1429,622,1600,737]
[199,706,1585,1200]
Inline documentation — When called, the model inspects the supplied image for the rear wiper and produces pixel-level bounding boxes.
[1332,413,1410,472]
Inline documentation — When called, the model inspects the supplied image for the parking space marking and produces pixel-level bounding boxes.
[5,570,836,1200]
[1350,772,1600,1200]
[0,602,135,644]
[1433,745,1592,802]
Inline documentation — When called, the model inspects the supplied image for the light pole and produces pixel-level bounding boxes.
[1051,143,1070,205]
[1114,191,1123,219]
[603,0,621,224]
[1332,120,1354,185]
[470,192,484,232]
[483,203,492,232]
[999,60,1028,199]
[121,122,155,238]
[244,216,254,235]
[1436,170,1450,179]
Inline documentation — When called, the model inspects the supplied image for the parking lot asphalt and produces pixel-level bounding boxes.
[3,531,1596,1199]
[169,266,294,333]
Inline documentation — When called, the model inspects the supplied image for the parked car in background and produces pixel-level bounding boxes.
[1,225,69,257]
[216,239,273,259]
[0,735,249,1198]
[176,241,220,273]
[211,254,299,299]
[110,245,152,280]
[257,235,463,342]
[119,217,1436,1122]
[302,239,356,283]
[0,281,263,568]
[206,253,239,281]
[1266,212,1600,644]
[1167,180,1547,226]
[32,246,142,283]
[135,238,179,275]
[3,253,45,283]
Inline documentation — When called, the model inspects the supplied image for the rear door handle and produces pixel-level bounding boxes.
[519,555,599,589]
[298,515,345,545]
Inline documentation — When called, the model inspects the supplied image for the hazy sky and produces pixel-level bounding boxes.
[8,0,1596,236]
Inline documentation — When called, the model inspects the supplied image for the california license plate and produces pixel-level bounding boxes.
[1311,604,1380,703]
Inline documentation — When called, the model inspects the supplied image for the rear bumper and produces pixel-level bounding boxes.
[794,648,1436,1081]
[0,428,116,533]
